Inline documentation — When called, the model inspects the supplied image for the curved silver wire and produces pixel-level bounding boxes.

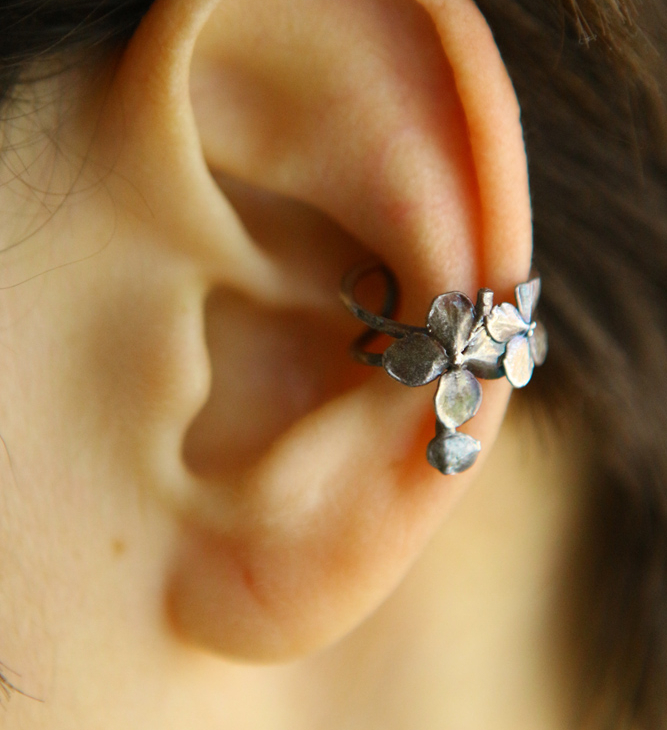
[339,261,427,366]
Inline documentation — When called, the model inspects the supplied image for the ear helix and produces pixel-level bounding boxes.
[341,261,547,474]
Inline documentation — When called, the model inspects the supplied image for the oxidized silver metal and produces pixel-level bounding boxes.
[340,261,547,475]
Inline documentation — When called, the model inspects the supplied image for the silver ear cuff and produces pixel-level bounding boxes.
[340,261,547,475]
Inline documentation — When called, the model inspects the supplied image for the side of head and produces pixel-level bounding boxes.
[0,1,665,728]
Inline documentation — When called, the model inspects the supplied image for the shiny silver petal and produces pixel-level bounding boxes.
[427,430,481,475]
[427,292,476,360]
[382,334,447,387]
[462,327,506,379]
[503,335,534,388]
[529,320,548,367]
[434,369,482,429]
[486,302,529,343]
[515,277,541,324]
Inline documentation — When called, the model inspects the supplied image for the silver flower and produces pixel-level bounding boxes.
[340,260,549,476]
[485,277,548,388]
[382,290,505,388]
[381,290,506,474]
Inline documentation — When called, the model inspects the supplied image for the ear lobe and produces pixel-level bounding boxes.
[107,0,533,660]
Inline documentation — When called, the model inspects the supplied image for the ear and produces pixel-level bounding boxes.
[103,0,532,660]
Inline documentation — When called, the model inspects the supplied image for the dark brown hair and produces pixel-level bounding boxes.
[0,1,149,101]
[477,1,667,725]
[1,0,666,726]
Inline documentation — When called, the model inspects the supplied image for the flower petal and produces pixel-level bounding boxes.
[515,277,541,324]
[529,320,548,366]
[427,430,481,475]
[462,327,506,379]
[427,292,475,359]
[434,369,482,429]
[486,302,529,343]
[503,335,534,388]
[382,334,447,387]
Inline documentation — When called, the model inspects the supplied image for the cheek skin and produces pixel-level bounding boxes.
[0,109,249,721]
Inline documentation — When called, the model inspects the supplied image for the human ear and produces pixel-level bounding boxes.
[100,0,532,661]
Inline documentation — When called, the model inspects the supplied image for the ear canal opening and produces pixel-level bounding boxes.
[182,171,378,478]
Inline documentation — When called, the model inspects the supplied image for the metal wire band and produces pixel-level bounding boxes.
[339,261,428,366]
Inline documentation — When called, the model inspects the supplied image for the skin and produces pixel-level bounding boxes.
[0,0,583,726]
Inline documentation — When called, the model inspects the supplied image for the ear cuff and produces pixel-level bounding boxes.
[340,261,547,475]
